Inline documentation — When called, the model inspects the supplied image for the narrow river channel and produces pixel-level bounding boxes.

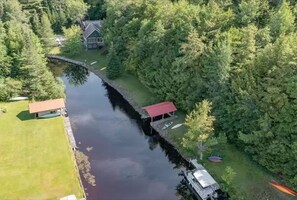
[52,63,195,200]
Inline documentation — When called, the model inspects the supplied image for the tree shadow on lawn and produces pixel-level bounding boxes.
[17,110,34,121]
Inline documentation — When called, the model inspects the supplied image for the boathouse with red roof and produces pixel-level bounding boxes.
[143,101,177,121]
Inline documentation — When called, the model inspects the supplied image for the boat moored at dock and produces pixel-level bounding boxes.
[180,159,221,200]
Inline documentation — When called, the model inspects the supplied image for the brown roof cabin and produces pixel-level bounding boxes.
[29,98,65,118]
[82,20,104,50]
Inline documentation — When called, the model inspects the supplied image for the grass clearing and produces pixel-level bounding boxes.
[0,101,83,200]
[168,122,295,200]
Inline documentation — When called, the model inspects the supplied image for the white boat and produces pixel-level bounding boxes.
[9,97,28,101]
[171,123,183,129]
[38,113,60,119]
[162,121,173,130]
[60,194,77,200]
[180,159,222,200]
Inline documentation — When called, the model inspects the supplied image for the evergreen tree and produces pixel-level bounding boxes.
[39,12,55,47]
[107,44,122,79]
[238,0,269,26]
[1,0,27,23]
[269,0,295,38]
[30,12,41,36]
[0,21,11,78]
[20,33,64,100]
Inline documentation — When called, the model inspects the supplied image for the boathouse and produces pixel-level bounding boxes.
[29,98,65,118]
[143,101,177,121]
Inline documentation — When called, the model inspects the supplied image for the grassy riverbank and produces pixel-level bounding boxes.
[0,101,83,200]
[49,47,294,200]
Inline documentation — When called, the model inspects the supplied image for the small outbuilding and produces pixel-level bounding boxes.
[82,20,104,49]
[143,101,177,121]
[29,98,65,118]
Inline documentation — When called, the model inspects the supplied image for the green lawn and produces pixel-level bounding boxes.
[51,47,296,200]
[0,101,83,200]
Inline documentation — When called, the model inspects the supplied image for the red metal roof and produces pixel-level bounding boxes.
[29,98,65,114]
[143,101,177,117]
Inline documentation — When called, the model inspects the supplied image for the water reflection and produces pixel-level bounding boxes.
[64,65,90,86]
[103,78,194,200]
[57,63,197,200]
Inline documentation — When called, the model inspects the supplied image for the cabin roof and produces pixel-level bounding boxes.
[83,20,102,39]
[29,98,65,114]
[143,101,177,117]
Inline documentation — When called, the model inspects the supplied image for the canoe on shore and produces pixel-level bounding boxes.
[171,123,183,129]
[39,113,60,119]
[208,156,223,163]
[269,182,297,196]
[9,97,28,101]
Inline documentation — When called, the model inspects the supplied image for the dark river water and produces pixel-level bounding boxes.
[53,64,194,200]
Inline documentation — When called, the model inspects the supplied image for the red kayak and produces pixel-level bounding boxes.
[269,182,297,196]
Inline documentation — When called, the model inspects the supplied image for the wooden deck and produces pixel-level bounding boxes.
[64,116,77,150]
[150,116,177,137]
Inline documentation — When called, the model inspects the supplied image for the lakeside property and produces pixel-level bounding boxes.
[0,101,83,200]
[47,47,295,200]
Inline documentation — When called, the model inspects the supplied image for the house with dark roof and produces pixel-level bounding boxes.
[82,20,104,49]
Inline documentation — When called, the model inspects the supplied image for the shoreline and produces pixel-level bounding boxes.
[63,116,86,199]
[47,55,148,118]
[47,55,190,162]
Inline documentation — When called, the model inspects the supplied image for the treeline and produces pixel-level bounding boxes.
[104,0,297,188]
[0,0,88,101]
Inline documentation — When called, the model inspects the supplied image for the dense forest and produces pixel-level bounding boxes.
[103,0,297,189]
[0,0,88,100]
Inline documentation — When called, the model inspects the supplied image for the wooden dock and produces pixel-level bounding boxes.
[150,116,177,136]
[64,116,77,150]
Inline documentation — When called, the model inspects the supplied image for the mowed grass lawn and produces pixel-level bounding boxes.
[0,101,83,200]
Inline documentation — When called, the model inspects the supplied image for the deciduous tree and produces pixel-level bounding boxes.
[182,100,216,160]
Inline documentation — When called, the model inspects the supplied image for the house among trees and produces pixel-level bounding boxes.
[81,20,104,49]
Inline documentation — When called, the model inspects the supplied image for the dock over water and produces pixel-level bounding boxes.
[150,116,177,136]
[64,116,77,150]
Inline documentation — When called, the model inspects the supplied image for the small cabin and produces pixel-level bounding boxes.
[82,20,104,50]
[29,98,65,118]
